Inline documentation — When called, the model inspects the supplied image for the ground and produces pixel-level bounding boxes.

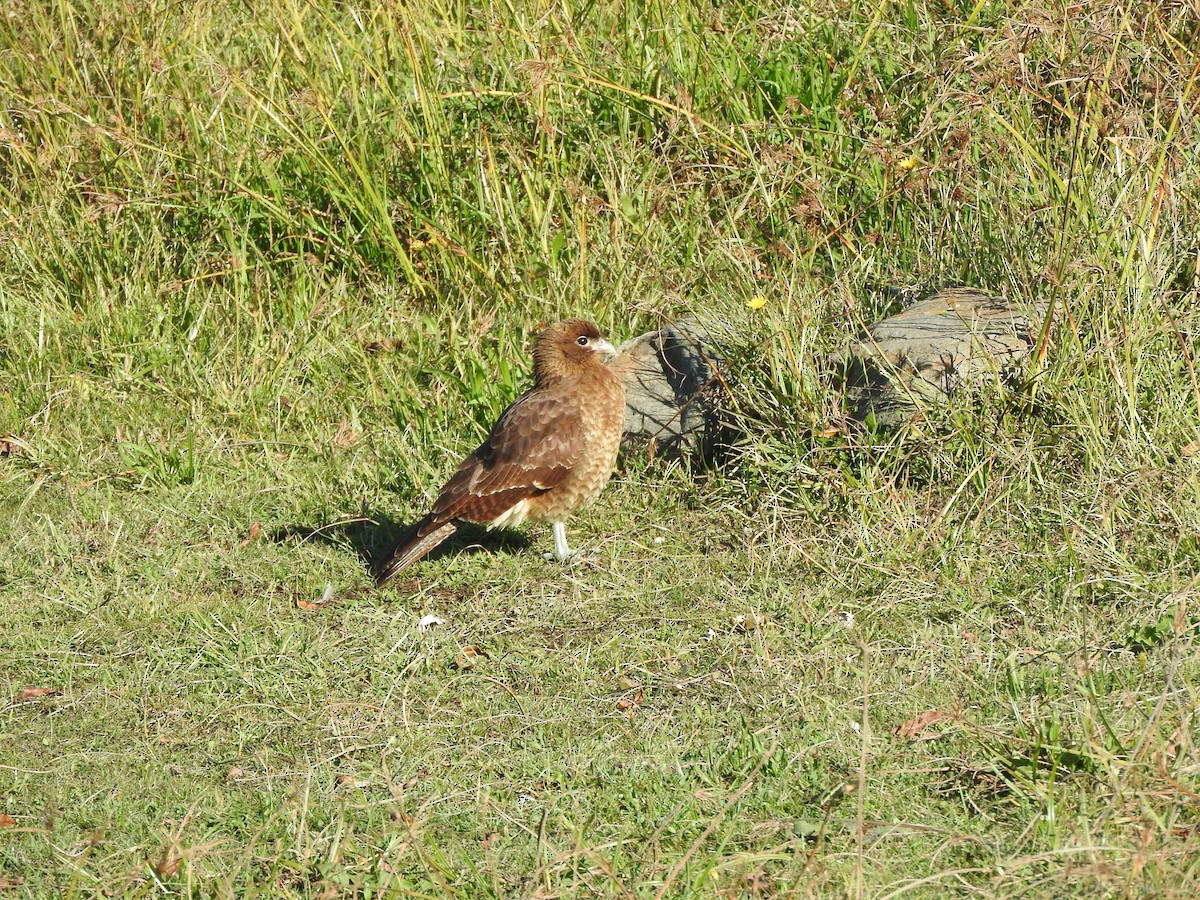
[1,0,1199,896]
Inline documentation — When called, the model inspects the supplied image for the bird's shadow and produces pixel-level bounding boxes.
[270,507,531,579]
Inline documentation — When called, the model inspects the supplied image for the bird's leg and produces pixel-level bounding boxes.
[552,521,571,561]
[546,521,598,565]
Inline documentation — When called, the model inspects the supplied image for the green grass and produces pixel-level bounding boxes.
[2,0,1199,895]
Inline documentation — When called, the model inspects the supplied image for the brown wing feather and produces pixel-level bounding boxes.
[375,385,585,586]
[374,517,457,586]
[432,386,584,524]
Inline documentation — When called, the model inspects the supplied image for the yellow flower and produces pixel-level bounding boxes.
[897,157,919,172]
[408,235,442,253]
[747,294,767,310]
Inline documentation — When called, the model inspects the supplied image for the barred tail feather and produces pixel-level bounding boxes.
[375,518,458,586]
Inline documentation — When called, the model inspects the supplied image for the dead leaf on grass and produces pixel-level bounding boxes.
[0,435,26,457]
[237,521,261,548]
[362,337,402,354]
[331,421,362,448]
[617,689,644,721]
[894,710,954,741]
[16,687,59,702]
[0,875,25,889]
[454,645,488,669]
[617,690,644,710]
[0,814,15,827]
[297,582,335,610]
[155,851,182,879]
[732,612,766,631]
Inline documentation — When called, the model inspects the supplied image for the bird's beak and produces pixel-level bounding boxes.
[592,338,617,358]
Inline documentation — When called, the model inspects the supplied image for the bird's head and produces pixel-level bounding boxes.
[533,319,617,383]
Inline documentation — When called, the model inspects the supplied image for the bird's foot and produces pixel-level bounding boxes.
[544,522,604,566]
[542,546,597,566]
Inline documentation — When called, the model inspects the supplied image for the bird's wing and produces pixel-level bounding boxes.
[431,387,584,524]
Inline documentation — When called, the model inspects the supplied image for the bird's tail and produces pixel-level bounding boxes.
[375,516,458,586]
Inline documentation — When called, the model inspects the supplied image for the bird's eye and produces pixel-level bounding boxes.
[576,335,590,346]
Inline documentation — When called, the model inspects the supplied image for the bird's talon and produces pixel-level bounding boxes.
[543,547,594,565]
[560,547,601,567]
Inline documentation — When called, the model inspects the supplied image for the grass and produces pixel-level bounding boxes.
[2,0,1199,895]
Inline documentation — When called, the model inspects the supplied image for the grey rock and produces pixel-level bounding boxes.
[610,289,1047,460]
[843,287,1046,426]
[609,319,730,462]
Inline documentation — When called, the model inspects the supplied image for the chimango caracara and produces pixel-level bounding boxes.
[375,319,625,586]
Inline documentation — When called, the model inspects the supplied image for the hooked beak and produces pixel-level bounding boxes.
[592,337,617,358]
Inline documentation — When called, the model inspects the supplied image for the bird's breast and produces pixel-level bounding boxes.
[526,372,624,523]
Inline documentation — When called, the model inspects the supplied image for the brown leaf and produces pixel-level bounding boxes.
[732,612,766,631]
[16,687,59,702]
[331,422,362,448]
[454,646,489,669]
[617,689,644,712]
[297,583,335,610]
[237,521,261,548]
[617,689,644,722]
[0,875,25,889]
[1182,439,1199,458]
[362,337,402,354]
[155,851,182,879]
[0,814,15,827]
[894,710,954,741]
[0,435,26,457]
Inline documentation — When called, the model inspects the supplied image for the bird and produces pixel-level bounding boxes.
[375,319,626,586]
